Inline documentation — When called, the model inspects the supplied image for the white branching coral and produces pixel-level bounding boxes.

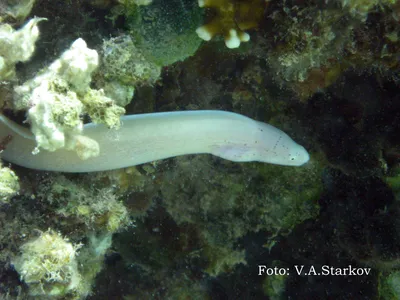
[22,78,85,153]
[13,38,125,159]
[0,17,45,81]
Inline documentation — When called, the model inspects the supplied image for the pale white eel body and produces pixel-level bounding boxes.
[0,110,309,172]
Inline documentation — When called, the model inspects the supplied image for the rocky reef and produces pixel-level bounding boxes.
[1,0,400,299]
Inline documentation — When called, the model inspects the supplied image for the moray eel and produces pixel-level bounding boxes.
[0,110,309,172]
